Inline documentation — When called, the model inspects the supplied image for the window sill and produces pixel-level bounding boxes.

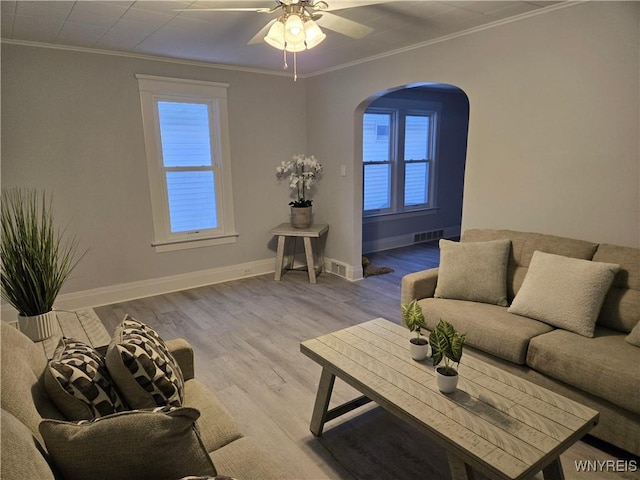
[152,232,239,253]
[363,207,440,223]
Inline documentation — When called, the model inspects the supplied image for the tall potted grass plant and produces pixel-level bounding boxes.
[1,189,84,340]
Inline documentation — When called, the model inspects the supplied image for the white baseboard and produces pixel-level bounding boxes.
[1,256,365,321]
[1,258,275,321]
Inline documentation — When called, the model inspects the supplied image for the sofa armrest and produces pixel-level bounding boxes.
[166,338,195,381]
[401,267,439,305]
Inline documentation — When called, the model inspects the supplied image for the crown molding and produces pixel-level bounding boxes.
[0,38,295,79]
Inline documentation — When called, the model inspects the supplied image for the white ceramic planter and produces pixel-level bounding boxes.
[18,310,58,341]
[436,367,459,393]
[409,339,429,361]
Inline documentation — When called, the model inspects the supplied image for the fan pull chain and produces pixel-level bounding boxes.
[283,48,288,70]
[293,50,298,81]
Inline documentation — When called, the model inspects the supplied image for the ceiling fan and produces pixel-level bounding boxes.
[178,0,401,79]
[178,1,397,51]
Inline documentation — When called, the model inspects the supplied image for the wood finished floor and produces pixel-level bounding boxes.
[94,243,639,480]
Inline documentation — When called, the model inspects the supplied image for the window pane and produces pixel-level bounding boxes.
[405,162,429,206]
[364,163,391,210]
[158,102,212,167]
[363,113,391,162]
[166,171,217,233]
[404,115,429,160]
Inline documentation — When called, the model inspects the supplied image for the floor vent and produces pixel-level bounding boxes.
[331,261,347,277]
[413,229,444,244]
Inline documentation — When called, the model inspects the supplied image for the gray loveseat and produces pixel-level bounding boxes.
[401,229,640,456]
[0,320,290,480]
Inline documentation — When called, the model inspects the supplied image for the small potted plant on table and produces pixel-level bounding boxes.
[401,300,429,361]
[429,319,466,393]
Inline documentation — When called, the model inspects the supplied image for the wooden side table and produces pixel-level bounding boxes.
[270,223,329,284]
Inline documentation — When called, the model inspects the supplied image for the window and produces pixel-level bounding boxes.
[137,75,237,252]
[363,107,438,216]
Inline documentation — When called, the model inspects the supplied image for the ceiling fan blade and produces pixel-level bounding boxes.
[312,0,404,12]
[174,7,275,13]
[247,19,277,45]
[315,11,372,39]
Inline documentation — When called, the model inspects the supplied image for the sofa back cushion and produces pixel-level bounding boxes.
[593,244,640,333]
[1,408,55,480]
[462,229,598,301]
[0,322,66,443]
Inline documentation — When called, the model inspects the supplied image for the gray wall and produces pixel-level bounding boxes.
[307,1,639,274]
[1,45,307,298]
[362,87,469,253]
[2,1,638,308]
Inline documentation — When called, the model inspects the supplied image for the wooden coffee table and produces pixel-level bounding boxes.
[300,318,599,480]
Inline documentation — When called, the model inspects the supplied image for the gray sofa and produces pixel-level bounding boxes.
[401,229,640,456]
[0,320,290,480]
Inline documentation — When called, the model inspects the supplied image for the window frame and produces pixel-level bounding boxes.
[136,74,237,253]
[362,105,439,218]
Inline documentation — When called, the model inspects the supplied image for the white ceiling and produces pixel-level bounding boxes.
[1,1,564,76]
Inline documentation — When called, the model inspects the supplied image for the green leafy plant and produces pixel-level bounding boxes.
[429,319,466,376]
[401,299,427,345]
[0,189,85,316]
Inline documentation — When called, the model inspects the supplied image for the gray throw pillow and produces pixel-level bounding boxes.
[626,322,640,347]
[435,238,511,306]
[44,337,127,420]
[508,251,620,337]
[39,406,217,480]
[106,315,185,409]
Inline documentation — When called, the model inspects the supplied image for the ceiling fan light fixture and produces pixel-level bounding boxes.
[264,19,286,50]
[285,41,307,53]
[284,14,305,44]
[303,19,325,50]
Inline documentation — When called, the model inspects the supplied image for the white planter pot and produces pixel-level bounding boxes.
[18,310,58,341]
[409,339,429,361]
[436,367,459,393]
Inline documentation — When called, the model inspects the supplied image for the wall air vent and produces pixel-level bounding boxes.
[413,229,444,244]
[331,261,347,277]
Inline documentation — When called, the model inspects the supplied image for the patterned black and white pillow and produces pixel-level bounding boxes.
[106,315,185,409]
[44,337,128,420]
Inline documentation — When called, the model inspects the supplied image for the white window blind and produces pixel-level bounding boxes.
[157,101,218,233]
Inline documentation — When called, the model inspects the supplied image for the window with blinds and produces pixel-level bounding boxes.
[157,101,218,234]
[137,75,237,252]
[363,107,438,216]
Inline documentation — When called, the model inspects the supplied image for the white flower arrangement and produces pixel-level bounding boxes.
[276,154,322,207]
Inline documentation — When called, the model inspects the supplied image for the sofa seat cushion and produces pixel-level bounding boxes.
[418,298,554,364]
[1,409,55,480]
[183,379,243,452]
[527,328,640,415]
[210,436,291,480]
